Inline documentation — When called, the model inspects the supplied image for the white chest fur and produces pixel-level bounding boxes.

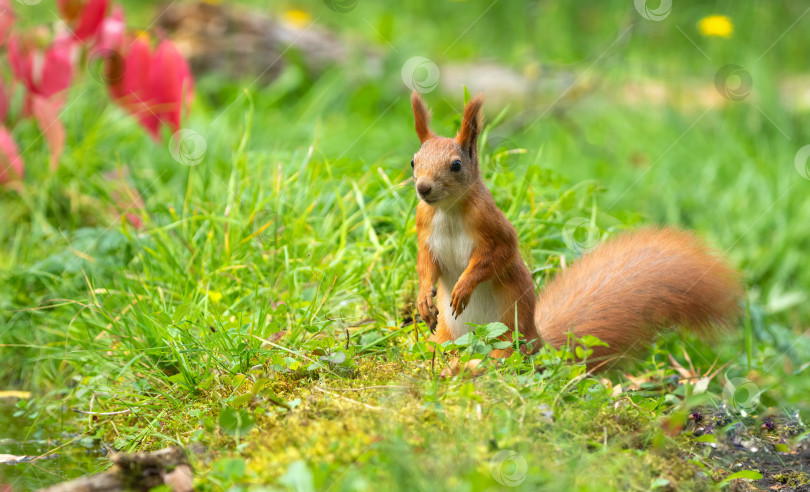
[427,208,473,278]
[427,208,500,339]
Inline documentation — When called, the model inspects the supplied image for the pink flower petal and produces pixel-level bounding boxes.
[108,37,195,140]
[38,35,76,100]
[7,35,34,91]
[149,40,194,135]
[8,34,77,105]
[120,36,150,98]
[148,41,184,133]
[0,126,24,184]
[30,95,65,170]
[109,37,157,139]
[71,0,108,41]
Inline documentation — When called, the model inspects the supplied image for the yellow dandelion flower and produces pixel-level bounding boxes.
[698,15,733,38]
[284,9,313,29]
[208,290,223,304]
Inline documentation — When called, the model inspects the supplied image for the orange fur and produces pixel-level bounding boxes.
[409,92,743,369]
[457,183,536,347]
[456,95,483,158]
[415,202,440,332]
[411,92,536,351]
[536,227,742,367]
[411,92,435,143]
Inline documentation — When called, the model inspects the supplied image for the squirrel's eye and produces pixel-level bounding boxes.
[410,159,414,169]
[450,159,462,172]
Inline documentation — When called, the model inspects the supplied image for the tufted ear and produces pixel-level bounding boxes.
[456,94,484,159]
[411,91,434,143]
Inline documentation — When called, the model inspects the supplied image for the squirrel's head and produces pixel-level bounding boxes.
[410,91,483,207]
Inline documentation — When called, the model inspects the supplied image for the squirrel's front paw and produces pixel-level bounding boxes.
[417,288,439,333]
[450,282,473,318]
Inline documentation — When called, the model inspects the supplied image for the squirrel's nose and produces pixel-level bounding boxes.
[416,182,432,196]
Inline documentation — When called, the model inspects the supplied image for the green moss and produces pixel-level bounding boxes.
[772,472,809,487]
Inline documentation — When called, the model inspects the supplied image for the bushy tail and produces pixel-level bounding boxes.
[535,227,743,368]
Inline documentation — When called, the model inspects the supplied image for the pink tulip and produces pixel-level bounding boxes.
[58,0,109,42]
[109,37,158,136]
[148,40,194,134]
[111,35,150,100]
[108,37,194,140]
[6,34,73,168]
[7,34,77,108]
[0,126,24,184]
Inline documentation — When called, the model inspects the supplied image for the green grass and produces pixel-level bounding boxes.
[2,0,810,490]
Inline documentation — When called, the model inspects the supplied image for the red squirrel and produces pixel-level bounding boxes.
[410,91,743,368]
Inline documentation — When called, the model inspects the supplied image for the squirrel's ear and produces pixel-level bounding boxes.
[456,94,484,159]
[411,91,434,143]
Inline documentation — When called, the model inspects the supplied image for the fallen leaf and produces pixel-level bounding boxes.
[260,330,287,348]
[163,463,193,492]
